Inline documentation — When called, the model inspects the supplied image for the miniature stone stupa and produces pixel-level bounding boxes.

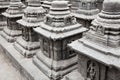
[33,1,87,80]
[73,0,99,28]
[0,0,9,30]
[1,0,25,42]
[64,0,120,80]
[14,0,45,58]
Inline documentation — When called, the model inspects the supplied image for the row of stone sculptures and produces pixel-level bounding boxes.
[1,0,114,80]
[0,0,87,80]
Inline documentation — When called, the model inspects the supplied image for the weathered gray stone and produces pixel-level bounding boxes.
[33,1,87,80]
[1,0,25,43]
[63,0,120,80]
[42,0,52,14]
[72,0,99,28]
[0,0,9,30]
[96,0,104,11]
[14,0,46,58]
[0,35,49,80]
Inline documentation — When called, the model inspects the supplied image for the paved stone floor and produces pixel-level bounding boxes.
[0,48,26,80]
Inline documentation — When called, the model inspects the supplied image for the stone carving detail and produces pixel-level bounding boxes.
[22,27,29,41]
[87,61,96,80]
[66,17,72,25]
[96,25,104,35]
[45,16,52,24]
[62,0,120,80]
[79,0,98,11]
[89,0,120,47]
[42,39,51,58]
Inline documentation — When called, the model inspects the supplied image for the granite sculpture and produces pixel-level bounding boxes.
[14,0,45,58]
[33,1,87,80]
[1,0,25,42]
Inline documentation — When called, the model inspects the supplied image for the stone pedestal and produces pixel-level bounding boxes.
[1,0,25,43]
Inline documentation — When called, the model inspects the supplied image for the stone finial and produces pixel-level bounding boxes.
[103,0,120,13]
[44,1,77,28]
[22,0,45,26]
[50,1,70,15]
[4,0,25,17]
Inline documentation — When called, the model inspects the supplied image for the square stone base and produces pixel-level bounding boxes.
[33,51,78,80]
[1,27,21,43]
[14,37,40,58]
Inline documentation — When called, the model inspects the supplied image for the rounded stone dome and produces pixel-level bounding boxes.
[103,0,120,13]
[49,1,70,15]
[80,0,97,3]
[23,0,45,23]
[51,1,69,10]
[28,0,41,7]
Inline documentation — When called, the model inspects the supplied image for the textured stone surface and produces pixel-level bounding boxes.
[72,0,99,28]
[2,0,120,80]
[1,0,25,43]
[33,1,87,80]
[0,0,9,30]
[0,45,26,80]
[0,35,49,80]
[63,0,120,80]
[14,0,45,58]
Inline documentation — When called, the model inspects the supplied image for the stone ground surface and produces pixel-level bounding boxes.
[0,48,27,80]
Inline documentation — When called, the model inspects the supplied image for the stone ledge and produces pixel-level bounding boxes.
[62,70,84,80]
[0,35,49,80]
